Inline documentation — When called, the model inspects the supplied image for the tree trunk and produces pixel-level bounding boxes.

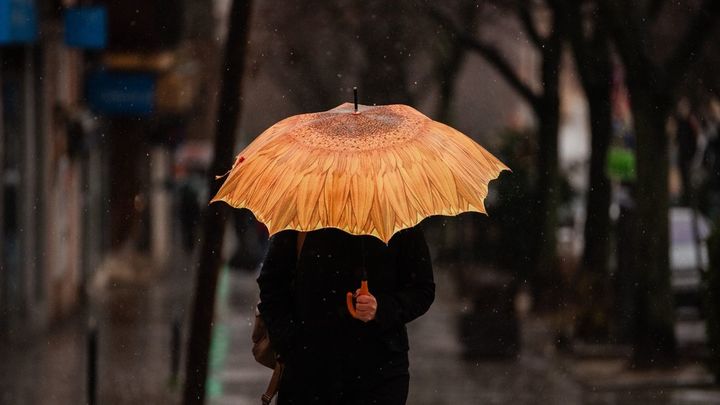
[433,22,474,260]
[595,0,720,368]
[533,99,560,307]
[182,1,253,404]
[434,47,464,125]
[576,83,613,340]
[532,43,561,309]
[438,3,565,305]
[629,88,676,367]
[433,0,477,124]
[560,0,616,338]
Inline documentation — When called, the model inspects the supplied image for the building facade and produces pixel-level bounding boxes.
[1,0,199,339]
[1,0,108,338]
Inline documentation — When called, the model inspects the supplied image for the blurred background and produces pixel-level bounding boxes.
[1,0,720,404]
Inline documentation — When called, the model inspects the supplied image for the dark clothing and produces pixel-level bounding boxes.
[257,227,434,404]
[676,116,698,204]
[279,368,409,405]
[704,128,720,190]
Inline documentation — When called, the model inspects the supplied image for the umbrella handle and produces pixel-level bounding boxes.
[346,280,370,319]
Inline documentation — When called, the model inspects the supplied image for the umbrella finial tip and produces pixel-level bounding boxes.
[353,87,359,113]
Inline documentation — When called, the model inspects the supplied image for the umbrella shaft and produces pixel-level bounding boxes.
[353,87,358,113]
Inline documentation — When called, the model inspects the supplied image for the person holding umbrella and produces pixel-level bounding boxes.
[258,226,433,404]
[212,93,508,404]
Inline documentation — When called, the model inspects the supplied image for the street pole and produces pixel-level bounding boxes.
[87,318,98,405]
[170,316,181,387]
[182,1,253,404]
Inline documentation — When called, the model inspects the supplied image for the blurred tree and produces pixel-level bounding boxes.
[431,1,480,123]
[688,34,720,104]
[256,0,435,111]
[256,1,511,264]
[599,0,720,367]
[423,1,483,261]
[352,1,426,105]
[432,0,566,307]
[253,1,352,111]
[492,129,540,276]
[556,0,614,340]
[182,0,253,404]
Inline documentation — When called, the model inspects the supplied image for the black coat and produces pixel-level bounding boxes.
[257,226,434,401]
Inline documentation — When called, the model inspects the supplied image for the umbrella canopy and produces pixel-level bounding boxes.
[211,102,509,243]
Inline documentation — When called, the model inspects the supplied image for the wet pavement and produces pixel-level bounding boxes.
[211,267,720,405]
[0,252,194,405]
[2,257,720,404]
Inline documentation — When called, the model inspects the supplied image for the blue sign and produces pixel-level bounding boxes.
[86,71,156,116]
[64,6,107,49]
[0,0,38,44]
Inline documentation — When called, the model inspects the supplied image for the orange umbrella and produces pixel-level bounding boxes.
[212,94,509,316]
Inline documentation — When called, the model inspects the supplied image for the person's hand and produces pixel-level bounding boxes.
[355,290,377,322]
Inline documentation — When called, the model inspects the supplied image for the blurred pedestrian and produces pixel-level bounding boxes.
[703,102,720,187]
[229,210,269,271]
[674,98,700,205]
[702,99,720,219]
[257,227,434,404]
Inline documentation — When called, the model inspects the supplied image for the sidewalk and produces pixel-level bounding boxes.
[559,336,720,403]
[210,267,584,404]
[211,265,720,405]
[0,250,194,404]
[4,255,720,405]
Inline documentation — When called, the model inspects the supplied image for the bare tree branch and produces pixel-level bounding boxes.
[429,7,541,109]
[562,0,594,84]
[519,2,546,47]
[598,0,649,75]
[461,35,541,108]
